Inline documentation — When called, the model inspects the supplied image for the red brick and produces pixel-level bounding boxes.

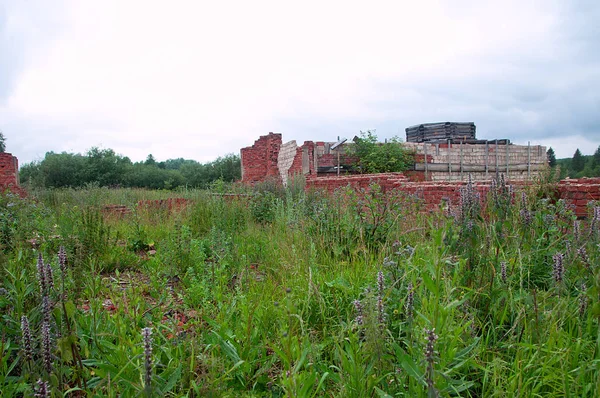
[0,153,25,196]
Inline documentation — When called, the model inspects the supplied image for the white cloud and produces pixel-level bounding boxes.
[541,136,599,158]
[1,0,598,164]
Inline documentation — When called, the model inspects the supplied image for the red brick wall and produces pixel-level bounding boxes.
[403,171,427,182]
[557,178,600,217]
[137,198,191,211]
[306,173,410,192]
[306,174,493,211]
[317,153,359,171]
[100,177,599,219]
[318,153,336,168]
[241,133,283,183]
[0,152,25,196]
[306,174,600,217]
[288,146,304,176]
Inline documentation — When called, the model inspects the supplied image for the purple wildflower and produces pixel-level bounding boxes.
[424,328,439,398]
[573,220,581,241]
[45,263,54,292]
[34,379,50,398]
[42,295,52,324]
[460,175,480,222]
[353,299,364,326]
[520,192,532,227]
[58,246,67,274]
[142,327,153,392]
[553,253,564,284]
[377,271,386,325]
[41,320,53,374]
[577,247,591,270]
[21,315,33,362]
[37,253,47,295]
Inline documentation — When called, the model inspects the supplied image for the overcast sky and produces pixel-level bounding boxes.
[1,0,599,166]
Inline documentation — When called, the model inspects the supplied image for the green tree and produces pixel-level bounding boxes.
[39,152,87,187]
[18,147,239,190]
[0,131,5,152]
[572,149,585,172]
[352,130,412,174]
[210,154,241,182]
[19,161,44,187]
[546,147,557,167]
[164,158,197,170]
[123,163,183,189]
[179,162,206,187]
[85,147,131,186]
[144,154,157,166]
[592,145,600,168]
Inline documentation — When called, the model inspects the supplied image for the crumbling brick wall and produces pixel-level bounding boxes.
[240,133,283,184]
[241,133,548,185]
[557,178,600,217]
[306,173,410,192]
[0,152,25,196]
[241,134,322,185]
[241,134,355,184]
[306,174,495,211]
[306,174,600,217]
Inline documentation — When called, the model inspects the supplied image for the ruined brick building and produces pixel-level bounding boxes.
[240,123,548,185]
[239,125,600,218]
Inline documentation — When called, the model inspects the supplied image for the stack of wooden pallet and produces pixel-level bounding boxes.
[405,122,476,142]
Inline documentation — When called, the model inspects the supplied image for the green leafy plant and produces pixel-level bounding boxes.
[351,130,413,174]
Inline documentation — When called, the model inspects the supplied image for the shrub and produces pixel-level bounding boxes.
[351,130,413,174]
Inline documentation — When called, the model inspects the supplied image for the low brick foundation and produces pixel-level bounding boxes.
[306,174,600,217]
[100,178,600,219]
[137,198,191,211]
[557,178,600,217]
[102,204,132,218]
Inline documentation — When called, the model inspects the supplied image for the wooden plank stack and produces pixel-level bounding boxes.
[406,122,476,143]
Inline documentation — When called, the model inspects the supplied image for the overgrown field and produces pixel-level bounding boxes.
[0,179,599,397]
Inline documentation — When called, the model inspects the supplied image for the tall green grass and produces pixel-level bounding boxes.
[0,180,598,397]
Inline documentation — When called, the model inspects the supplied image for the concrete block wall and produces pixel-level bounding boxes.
[277,140,298,186]
[404,142,548,181]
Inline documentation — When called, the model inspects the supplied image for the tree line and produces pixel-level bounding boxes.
[19,148,241,189]
[547,145,600,178]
